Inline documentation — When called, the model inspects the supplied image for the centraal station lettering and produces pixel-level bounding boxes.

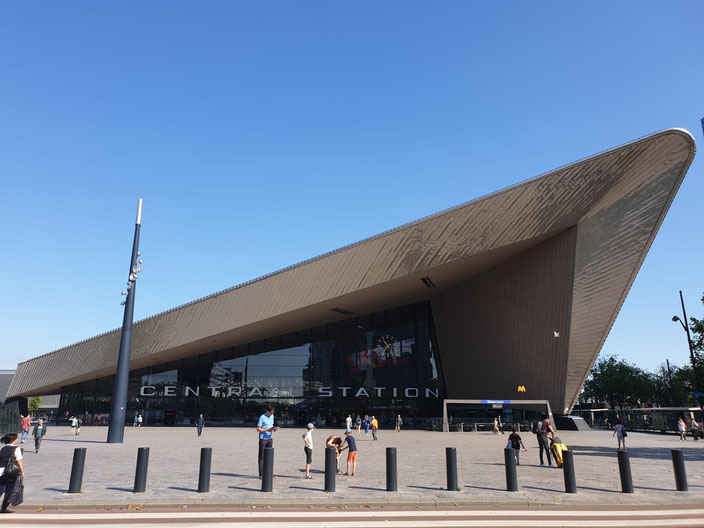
[139,385,440,399]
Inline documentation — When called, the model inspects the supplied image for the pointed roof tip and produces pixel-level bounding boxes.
[657,127,696,150]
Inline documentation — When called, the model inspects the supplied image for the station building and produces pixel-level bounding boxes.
[6,129,696,428]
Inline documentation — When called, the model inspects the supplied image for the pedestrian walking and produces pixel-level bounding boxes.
[536,417,555,467]
[341,429,358,476]
[75,419,81,436]
[507,427,526,464]
[371,416,379,441]
[355,415,362,436]
[19,415,30,445]
[613,417,627,449]
[197,414,205,437]
[677,418,687,441]
[325,434,343,473]
[302,423,315,479]
[492,417,499,434]
[133,415,138,427]
[363,415,370,435]
[0,433,25,513]
[32,420,47,453]
[137,414,143,427]
[70,416,78,436]
[345,414,353,430]
[256,406,278,479]
[395,415,403,432]
[498,415,504,434]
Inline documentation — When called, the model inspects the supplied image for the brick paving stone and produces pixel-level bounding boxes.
[14,425,704,508]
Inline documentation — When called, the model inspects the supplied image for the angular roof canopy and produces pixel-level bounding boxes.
[8,129,696,413]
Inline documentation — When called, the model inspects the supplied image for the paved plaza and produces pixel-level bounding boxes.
[13,425,704,508]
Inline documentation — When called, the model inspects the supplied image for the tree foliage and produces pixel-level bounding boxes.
[687,291,704,405]
[581,291,704,409]
[582,355,655,408]
[28,396,41,413]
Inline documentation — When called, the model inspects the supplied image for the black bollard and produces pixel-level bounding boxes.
[446,447,458,491]
[671,449,688,492]
[503,448,518,492]
[617,449,634,493]
[562,450,576,493]
[261,447,274,492]
[386,447,397,492]
[133,447,150,493]
[324,446,336,492]
[198,447,212,493]
[68,447,87,494]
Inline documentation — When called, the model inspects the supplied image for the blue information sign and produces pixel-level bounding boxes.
[481,400,511,404]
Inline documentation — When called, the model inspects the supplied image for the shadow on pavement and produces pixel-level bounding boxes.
[106,487,133,493]
[462,484,504,492]
[44,488,68,493]
[167,486,198,493]
[212,472,258,480]
[569,446,704,461]
[43,438,106,444]
[288,485,324,493]
[576,485,620,494]
[348,485,384,492]
[635,485,676,492]
[228,485,258,492]
[522,485,562,493]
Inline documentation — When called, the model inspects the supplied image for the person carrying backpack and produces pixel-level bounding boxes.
[535,417,555,467]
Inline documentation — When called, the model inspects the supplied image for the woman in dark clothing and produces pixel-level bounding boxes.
[508,427,527,465]
[0,433,25,513]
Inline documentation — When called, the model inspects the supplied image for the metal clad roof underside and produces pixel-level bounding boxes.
[7,129,696,409]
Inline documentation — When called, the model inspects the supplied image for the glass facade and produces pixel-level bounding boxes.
[59,301,446,428]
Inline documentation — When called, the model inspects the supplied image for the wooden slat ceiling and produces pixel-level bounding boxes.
[7,129,696,410]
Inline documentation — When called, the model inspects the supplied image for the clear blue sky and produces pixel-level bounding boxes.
[1,2,702,374]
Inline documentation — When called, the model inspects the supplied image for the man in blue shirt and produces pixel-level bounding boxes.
[256,406,278,478]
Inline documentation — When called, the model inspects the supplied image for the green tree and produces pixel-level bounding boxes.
[652,363,693,407]
[28,396,41,414]
[686,291,704,406]
[582,355,656,408]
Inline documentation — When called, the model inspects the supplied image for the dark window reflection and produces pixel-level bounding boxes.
[58,301,445,428]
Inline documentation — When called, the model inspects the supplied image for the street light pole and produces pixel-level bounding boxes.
[107,199,143,443]
[672,290,703,412]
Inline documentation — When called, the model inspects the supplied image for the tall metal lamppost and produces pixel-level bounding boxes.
[671,290,703,412]
[107,199,144,443]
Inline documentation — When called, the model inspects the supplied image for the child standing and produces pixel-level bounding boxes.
[507,427,526,464]
[341,429,358,476]
[302,423,315,479]
[325,434,343,473]
[614,417,627,448]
